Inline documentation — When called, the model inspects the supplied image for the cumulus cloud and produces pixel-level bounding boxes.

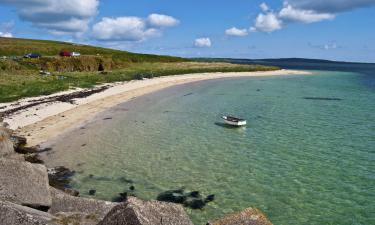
[0,31,12,38]
[251,1,349,33]
[93,17,158,41]
[194,37,211,47]
[225,27,248,37]
[253,12,282,32]
[260,3,270,12]
[92,14,179,42]
[287,0,375,13]
[0,0,99,35]
[279,4,335,23]
[0,21,14,37]
[147,14,179,27]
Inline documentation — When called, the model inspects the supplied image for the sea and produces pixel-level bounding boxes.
[42,59,375,225]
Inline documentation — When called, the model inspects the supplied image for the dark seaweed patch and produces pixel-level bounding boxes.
[303,97,342,101]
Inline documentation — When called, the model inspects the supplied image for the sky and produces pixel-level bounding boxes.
[0,0,374,62]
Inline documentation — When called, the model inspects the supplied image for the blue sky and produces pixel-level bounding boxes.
[0,0,374,62]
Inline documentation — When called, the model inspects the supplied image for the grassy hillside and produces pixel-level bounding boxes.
[0,37,279,102]
[0,37,185,63]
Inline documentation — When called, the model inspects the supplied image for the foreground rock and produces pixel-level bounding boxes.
[208,208,273,225]
[98,197,194,225]
[49,187,118,220]
[0,200,57,225]
[0,159,52,209]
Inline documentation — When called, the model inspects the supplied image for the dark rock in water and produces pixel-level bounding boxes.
[157,189,186,204]
[183,198,206,210]
[0,159,52,208]
[303,97,342,101]
[24,153,44,164]
[112,192,128,202]
[103,117,112,120]
[188,191,200,198]
[157,188,215,210]
[10,135,27,149]
[89,189,96,196]
[208,207,273,225]
[99,197,194,225]
[37,147,53,153]
[129,185,135,191]
[0,201,57,225]
[205,194,215,203]
[47,166,75,190]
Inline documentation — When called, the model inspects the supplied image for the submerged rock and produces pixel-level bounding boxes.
[183,198,206,210]
[157,188,215,210]
[112,192,128,203]
[205,194,215,203]
[24,153,44,164]
[47,166,75,189]
[88,189,96,196]
[0,159,52,209]
[208,207,273,225]
[98,197,194,225]
[157,189,186,204]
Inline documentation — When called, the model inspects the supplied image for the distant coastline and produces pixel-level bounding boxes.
[1,70,310,146]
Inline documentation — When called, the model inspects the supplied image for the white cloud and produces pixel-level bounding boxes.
[0,21,14,37]
[0,0,99,35]
[287,0,375,13]
[260,3,270,12]
[279,4,335,23]
[254,12,282,32]
[225,27,248,37]
[92,17,159,42]
[251,1,339,33]
[194,37,211,47]
[147,14,179,27]
[92,14,179,42]
[0,31,12,38]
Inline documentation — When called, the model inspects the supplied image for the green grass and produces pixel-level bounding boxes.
[0,37,279,103]
[0,37,185,63]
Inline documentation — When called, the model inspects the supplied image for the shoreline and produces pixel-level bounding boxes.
[0,69,310,146]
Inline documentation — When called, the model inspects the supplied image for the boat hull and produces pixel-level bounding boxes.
[222,116,247,127]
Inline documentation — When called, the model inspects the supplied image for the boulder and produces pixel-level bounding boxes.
[207,208,273,225]
[0,126,15,158]
[49,187,118,220]
[98,197,194,225]
[0,200,57,225]
[0,159,52,209]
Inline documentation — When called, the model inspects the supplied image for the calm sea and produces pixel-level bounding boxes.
[43,61,375,225]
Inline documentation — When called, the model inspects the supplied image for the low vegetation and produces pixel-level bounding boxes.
[0,37,278,103]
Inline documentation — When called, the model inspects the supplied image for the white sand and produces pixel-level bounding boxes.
[0,70,310,146]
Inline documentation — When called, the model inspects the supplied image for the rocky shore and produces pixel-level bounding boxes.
[0,118,273,225]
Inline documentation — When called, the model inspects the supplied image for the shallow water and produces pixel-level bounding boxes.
[43,70,375,225]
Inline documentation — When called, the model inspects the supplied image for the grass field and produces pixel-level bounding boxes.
[0,37,278,103]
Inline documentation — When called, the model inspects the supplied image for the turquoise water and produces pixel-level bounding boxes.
[44,70,375,224]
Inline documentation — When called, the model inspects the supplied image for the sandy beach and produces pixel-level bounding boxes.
[0,69,310,146]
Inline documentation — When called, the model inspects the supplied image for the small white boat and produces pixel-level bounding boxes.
[222,115,247,127]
